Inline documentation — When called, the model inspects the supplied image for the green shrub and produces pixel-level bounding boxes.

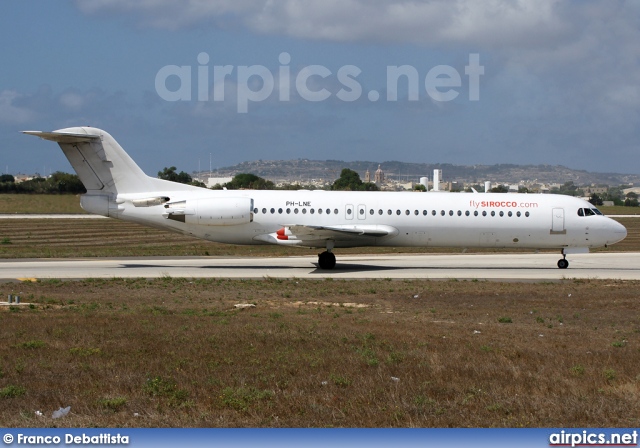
[0,385,26,398]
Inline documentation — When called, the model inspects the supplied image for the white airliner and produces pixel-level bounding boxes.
[24,127,627,270]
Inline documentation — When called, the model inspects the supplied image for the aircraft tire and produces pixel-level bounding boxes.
[318,251,336,270]
[557,259,569,269]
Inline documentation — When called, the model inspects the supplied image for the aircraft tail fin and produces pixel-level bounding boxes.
[23,127,193,195]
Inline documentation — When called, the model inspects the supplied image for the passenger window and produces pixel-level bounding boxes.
[432,210,436,216]
[302,208,307,214]
[334,209,338,214]
[379,209,383,215]
[317,208,322,214]
[499,211,504,217]
[262,208,266,214]
[449,210,453,216]
[254,208,258,214]
[465,211,470,216]
[369,209,374,215]
[286,208,291,214]
[457,210,462,216]
[491,211,495,217]
[326,208,331,214]
[525,211,530,217]
[440,210,445,216]
[310,209,315,214]
[405,210,410,215]
[414,210,419,216]
[396,210,401,215]
[270,208,275,214]
[388,209,392,215]
[347,208,352,215]
[423,210,427,216]
[516,211,521,217]
[474,211,478,216]
[482,211,487,217]
[508,211,512,217]
[278,208,283,214]
[294,208,299,214]
[359,209,365,215]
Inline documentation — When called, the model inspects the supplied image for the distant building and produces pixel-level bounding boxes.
[623,187,640,196]
[584,186,609,195]
[205,177,233,188]
[374,165,385,185]
[364,169,371,183]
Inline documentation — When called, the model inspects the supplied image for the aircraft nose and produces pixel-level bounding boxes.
[608,219,627,244]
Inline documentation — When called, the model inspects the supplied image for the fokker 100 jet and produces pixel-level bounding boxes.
[24,127,627,270]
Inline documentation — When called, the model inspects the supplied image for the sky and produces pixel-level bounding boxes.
[1,0,639,177]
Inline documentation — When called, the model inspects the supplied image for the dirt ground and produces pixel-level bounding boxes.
[1,277,638,427]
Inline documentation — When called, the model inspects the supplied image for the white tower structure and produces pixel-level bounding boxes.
[433,169,442,192]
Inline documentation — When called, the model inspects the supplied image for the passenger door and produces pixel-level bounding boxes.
[551,208,566,234]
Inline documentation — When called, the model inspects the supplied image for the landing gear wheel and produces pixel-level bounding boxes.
[318,251,336,270]
[557,258,569,269]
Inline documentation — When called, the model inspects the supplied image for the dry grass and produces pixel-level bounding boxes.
[0,194,85,214]
[1,278,639,427]
[0,218,638,258]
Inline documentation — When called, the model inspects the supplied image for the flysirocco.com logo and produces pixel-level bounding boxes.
[155,52,484,113]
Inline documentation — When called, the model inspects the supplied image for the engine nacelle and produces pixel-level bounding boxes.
[164,197,253,226]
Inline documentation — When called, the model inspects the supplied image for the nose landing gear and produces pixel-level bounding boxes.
[557,255,569,269]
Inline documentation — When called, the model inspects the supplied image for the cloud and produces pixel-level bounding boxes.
[64,1,640,174]
[0,90,37,125]
[75,0,568,47]
[73,1,640,78]
[0,86,137,129]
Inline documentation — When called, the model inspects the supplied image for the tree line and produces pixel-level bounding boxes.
[3,168,636,207]
[0,172,85,194]
[192,168,379,191]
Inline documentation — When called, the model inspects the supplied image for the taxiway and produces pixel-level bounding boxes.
[1,252,638,281]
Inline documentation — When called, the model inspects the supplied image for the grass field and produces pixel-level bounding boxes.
[0,278,638,427]
[0,194,85,214]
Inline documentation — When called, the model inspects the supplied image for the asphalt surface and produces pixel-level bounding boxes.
[1,252,638,281]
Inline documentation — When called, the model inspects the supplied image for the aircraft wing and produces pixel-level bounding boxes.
[253,224,398,246]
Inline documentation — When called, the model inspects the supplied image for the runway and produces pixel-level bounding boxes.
[1,252,639,281]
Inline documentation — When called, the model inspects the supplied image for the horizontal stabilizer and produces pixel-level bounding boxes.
[22,131,101,144]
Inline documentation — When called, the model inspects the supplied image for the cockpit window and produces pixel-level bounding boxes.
[578,207,598,216]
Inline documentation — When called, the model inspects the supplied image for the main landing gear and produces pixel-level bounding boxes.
[318,240,336,270]
[318,251,336,270]
[557,253,569,269]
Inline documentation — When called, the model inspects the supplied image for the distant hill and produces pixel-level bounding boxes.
[205,159,640,186]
